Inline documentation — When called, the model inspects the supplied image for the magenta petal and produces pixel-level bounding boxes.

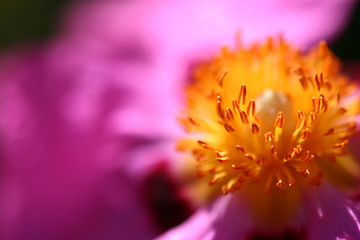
[157,194,256,240]
[302,183,360,240]
[63,0,356,53]
[58,0,357,140]
[0,45,163,239]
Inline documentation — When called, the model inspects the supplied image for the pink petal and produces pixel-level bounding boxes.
[59,0,356,140]
[63,0,356,51]
[0,45,161,240]
[157,194,256,240]
[302,183,360,240]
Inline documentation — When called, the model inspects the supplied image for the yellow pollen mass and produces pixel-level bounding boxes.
[178,38,360,197]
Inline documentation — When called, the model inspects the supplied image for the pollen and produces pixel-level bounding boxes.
[179,37,360,196]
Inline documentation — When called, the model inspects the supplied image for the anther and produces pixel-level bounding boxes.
[276,179,284,188]
[188,117,200,127]
[251,123,260,134]
[271,145,277,155]
[231,164,244,170]
[198,140,213,149]
[216,157,229,163]
[293,110,305,136]
[225,108,235,121]
[324,128,335,136]
[319,95,326,112]
[274,111,285,128]
[274,111,284,142]
[312,97,320,113]
[216,95,225,118]
[209,172,226,185]
[238,84,247,105]
[333,140,349,148]
[257,157,265,165]
[236,145,245,152]
[224,124,235,132]
[299,77,308,89]
[314,74,322,91]
[232,99,240,113]
[244,153,255,161]
[300,128,311,141]
[218,71,227,87]
[247,99,256,116]
[239,111,249,124]
[215,151,227,158]
[310,112,316,125]
[264,131,274,142]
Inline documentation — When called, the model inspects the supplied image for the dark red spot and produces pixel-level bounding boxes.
[141,163,194,232]
[247,228,306,240]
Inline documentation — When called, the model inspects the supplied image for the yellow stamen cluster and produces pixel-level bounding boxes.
[179,38,360,196]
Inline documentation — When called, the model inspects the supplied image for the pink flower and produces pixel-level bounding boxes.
[158,183,360,239]
[0,0,357,240]
[0,41,166,240]
[61,0,356,128]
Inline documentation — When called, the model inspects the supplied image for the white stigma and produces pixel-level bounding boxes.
[255,89,292,131]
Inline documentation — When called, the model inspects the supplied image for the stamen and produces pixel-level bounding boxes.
[238,84,247,105]
[180,38,360,197]
[239,111,249,124]
[198,140,213,149]
[218,71,227,87]
[224,124,235,132]
[245,153,255,161]
[276,179,284,188]
[300,128,311,142]
[215,151,227,158]
[270,145,277,155]
[310,112,316,125]
[236,145,245,152]
[188,117,199,127]
[312,97,320,113]
[319,96,326,112]
[274,111,285,128]
[293,110,305,136]
[299,77,308,90]
[216,156,229,163]
[252,123,260,134]
[314,74,321,91]
[333,140,349,148]
[324,128,335,136]
[225,108,235,121]
[264,131,274,142]
[216,95,225,118]
[232,99,240,113]
[209,172,226,185]
[274,111,284,143]
[247,99,256,116]
[257,157,265,165]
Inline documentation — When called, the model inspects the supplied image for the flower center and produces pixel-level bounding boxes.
[255,89,292,131]
[178,38,360,197]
